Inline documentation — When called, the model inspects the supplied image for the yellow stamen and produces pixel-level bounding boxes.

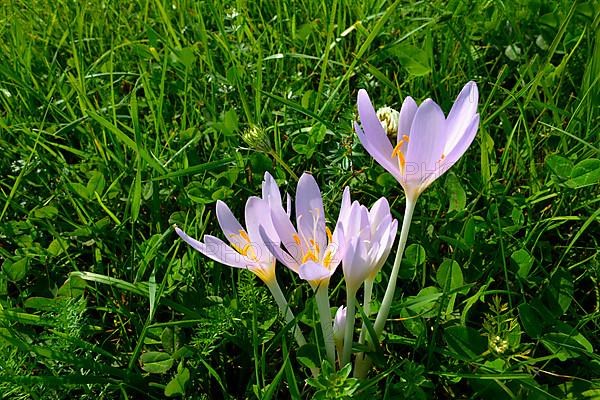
[240,243,252,256]
[302,251,318,263]
[391,141,403,157]
[230,243,244,254]
[239,229,250,242]
[293,234,301,245]
[441,153,445,160]
[325,226,333,243]
[323,250,333,268]
[392,140,406,170]
[402,134,410,142]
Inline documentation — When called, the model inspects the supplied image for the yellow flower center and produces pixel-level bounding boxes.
[296,210,336,271]
[391,135,410,171]
[230,229,259,262]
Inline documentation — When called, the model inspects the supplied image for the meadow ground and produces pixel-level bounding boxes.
[0,0,598,398]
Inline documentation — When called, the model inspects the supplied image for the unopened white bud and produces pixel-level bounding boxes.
[333,306,347,354]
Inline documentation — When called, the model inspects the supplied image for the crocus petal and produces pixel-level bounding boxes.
[434,113,480,184]
[271,205,304,263]
[343,238,370,291]
[340,187,352,220]
[286,193,292,217]
[371,220,397,274]
[327,221,345,270]
[261,172,283,210]
[296,173,327,250]
[176,227,245,269]
[398,96,418,144]
[357,90,395,156]
[259,225,299,272]
[445,81,479,153]
[246,197,278,245]
[216,200,246,249]
[404,99,446,186]
[204,236,274,283]
[355,91,401,180]
[298,261,334,282]
[368,197,391,231]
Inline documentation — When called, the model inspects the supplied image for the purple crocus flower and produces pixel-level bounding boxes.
[338,187,398,294]
[174,172,284,284]
[354,82,480,202]
[261,173,347,289]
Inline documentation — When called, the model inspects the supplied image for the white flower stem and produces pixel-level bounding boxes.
[357,278,374,346]
[341,288,357,366]
[373,197,416,339]
[265,279,307,347]
[315,283,336,368]
[353,278,373,376]
[266,279,319,377]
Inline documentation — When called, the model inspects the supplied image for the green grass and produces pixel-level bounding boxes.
[0,0,598,398]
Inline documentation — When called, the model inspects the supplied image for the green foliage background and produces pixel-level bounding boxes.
[0,0,598,398]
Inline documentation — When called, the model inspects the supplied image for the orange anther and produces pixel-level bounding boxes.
[239,230,250,242]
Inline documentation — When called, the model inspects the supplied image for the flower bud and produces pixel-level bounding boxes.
[333,306,347,355]
[242,124,272,152]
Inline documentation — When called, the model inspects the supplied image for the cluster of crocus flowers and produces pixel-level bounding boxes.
[175,81,479,378]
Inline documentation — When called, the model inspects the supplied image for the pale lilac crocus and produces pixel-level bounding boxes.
[352,83,480,377]
[262,173,346,289]
[338,187,398,365]
[354,81,479,203]
[174,172,313,359]
[175,190,279,284]
[261,172,347,367]
[339,187,398,294]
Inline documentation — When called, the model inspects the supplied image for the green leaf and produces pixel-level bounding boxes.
[222,109,238,136]
[47,238,68,257]
[162,327,175,354]
[24,297,57,311]
[545,268,574,315]
[57,276,87,297]
[444,326,487,361]
[390,44,431,76]
[131,167,142,222]
[541,332,593,361]
[87,171,105,196]
[401,286,441,318]
[400,244,426,279]
[566,158,600,189]
[545,154,573,179]
[400,307,425,338]
[511,249,534,279]
[436,259,464,292]
[175,47,196,68]
[32,205,59,219]
[463,217,476,247]
[518,303,543,339]
[404,244,426,267]
[164,367,190,397]
[70,182,90,199]
[140,351,174,374]
[446,173,466,212]
[2,257,29,282]
[296,343,320,370]
[309,123,328,144]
